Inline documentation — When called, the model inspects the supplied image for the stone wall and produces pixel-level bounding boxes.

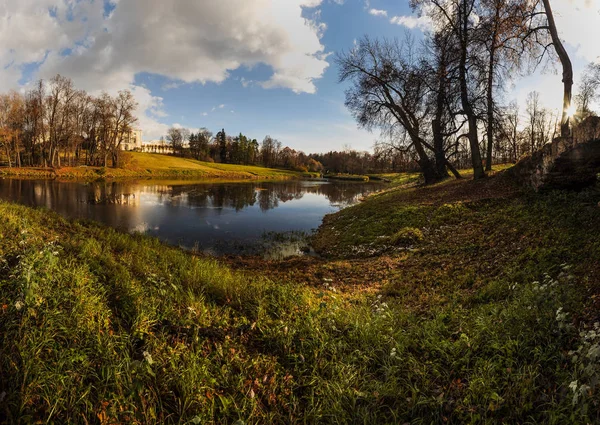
[573,116,600,145]
[507,137,600,191]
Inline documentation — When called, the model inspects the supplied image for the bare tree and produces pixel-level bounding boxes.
[524,90,557,153]
[479,0,529,170]
[426,30,463,179]
[575,63,600,118]
[520,0,573,137]
[502,101,520,162]
[412,0,486,179]
[540,0,572,137]
[166,127,189,156]
[337,37,454,184]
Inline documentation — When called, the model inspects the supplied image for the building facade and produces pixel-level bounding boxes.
[141,140,174,154]
[121,129,143,151]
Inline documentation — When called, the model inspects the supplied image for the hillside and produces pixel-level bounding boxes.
[0,152,311,180]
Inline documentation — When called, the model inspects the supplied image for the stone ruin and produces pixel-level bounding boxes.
[507,116,600,191]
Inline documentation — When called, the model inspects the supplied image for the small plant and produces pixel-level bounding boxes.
[389,227,424,246]
[568,321,600,413]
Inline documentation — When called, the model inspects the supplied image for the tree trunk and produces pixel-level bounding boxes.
[459,0,485,179]
[413,138,437,185]
[4,143,12,168]
[432,119,450,180]
[16,134,21,168]
[541,0,573,138]
[432,52,450,181]
[485,46,496,171]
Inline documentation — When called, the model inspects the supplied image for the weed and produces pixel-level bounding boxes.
[0,172,599,423]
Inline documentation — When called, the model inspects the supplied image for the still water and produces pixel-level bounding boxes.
[0,178,385,256]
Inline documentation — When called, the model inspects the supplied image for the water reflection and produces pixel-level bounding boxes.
[0,178,385,255]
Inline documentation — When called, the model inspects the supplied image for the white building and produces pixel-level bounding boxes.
[121,129,143,151]
[141,140,174,154]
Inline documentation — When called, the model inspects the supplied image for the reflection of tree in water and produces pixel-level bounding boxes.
[255,181,385,211]
[89,180,386,212]
[86,182,138,205]
[257,182,305,212]
[0,178,386,221]
[167,184,258,211]
[150,182,308,213]
[307,182,383,206]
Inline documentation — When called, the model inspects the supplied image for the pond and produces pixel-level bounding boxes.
[0,178,386,257]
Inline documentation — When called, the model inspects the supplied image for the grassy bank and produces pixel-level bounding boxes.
[323,173,370,182]
[0,152,314,181]
[1,173,600,423]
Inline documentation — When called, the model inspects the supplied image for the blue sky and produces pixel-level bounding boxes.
[130,0,419,151]
[1,0,598,153]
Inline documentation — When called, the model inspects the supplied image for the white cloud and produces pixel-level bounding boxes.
[368,8,388,17]
[364,4,432,31]
[129,85,170,139]
[161,81,183,91]
[37,0,330,95]
[0,0,332,139]
[389,14,432,30]
[552,0,600,64]
[240,77,253,88]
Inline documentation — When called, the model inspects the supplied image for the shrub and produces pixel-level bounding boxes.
[118,151,134,169]
[389,227,424,246]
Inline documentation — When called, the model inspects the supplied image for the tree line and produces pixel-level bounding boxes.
[161,127,325,173]
[162,126,438,174]
[0,75,138,169]
[337,0,592,183]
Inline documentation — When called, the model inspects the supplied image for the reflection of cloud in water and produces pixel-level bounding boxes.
[206,220,221,230]
[132,222,160,233]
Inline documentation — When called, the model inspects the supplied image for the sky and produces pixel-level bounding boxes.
[1,0,599,153]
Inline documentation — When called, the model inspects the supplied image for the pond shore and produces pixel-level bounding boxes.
[0,152,316,181]
[1,171,599,423]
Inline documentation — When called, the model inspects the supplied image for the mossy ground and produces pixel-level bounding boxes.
[1,170,599,424]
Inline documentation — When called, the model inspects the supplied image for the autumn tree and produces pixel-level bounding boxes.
[189,128,212,160]
[261,136,280,168]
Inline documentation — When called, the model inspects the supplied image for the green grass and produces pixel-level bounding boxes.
[0,152,315,181]
[323,173,370,182]
[1,174,599,423]
[367,172,423,185]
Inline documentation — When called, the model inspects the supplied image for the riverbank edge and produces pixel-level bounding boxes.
[0,166,318,182]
